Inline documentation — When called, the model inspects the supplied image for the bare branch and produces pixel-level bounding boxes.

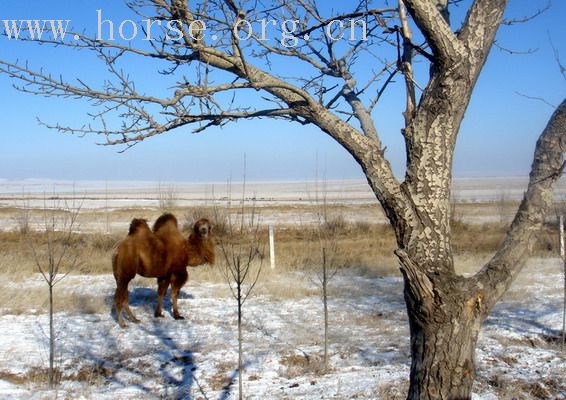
[549,34,566,82]
[335,64,380,138]
[0,0,412,232]
[295,7,396,37]
[476,98,566,312]
[494,41,537,55]
[514,91,557,109]
[402,0,465,67]
[368,67,399,112]
[501,1,550,25]
[398,0,416,126]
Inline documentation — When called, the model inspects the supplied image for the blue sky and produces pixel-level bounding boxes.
[0,0,564,182]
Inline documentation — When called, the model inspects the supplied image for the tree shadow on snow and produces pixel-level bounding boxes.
[71,324,154,394]
[75,319,203,399]
[483,301,562,338]
[138,319,205,400]
[218,367,242,400]
[97,287,203,398]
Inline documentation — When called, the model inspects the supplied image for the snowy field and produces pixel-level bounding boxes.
[1,176,566,208]
[0,259,564,399]
[0,178,565,399]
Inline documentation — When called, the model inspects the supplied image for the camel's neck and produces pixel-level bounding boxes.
[189,234,202,245]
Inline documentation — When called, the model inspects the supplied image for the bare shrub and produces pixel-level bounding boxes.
[14,210,31,234]
[309,178,343,371]
[552,197,566,221]
[157,183,177,211]
[496,190,512,225]
[88,232,119,252]
[322,214,348,236]
[218,171,266,400]
[27,198,83,388]
[13,191,32,234]
[353,220,372,235]
[450,192,463,224]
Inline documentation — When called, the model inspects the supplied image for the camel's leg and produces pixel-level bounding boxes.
[113,254,130,328]
[154,276,170,318]
[114,281,129,328]
[171,270,188,320]
[124,290,140,323]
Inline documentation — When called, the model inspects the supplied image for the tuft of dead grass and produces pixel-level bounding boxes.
[376,381,409,400]
[0,362,116,388]
[0,367,56,386]
[479,375,560,400]
[209,361,237,391]
[279,353,327,378]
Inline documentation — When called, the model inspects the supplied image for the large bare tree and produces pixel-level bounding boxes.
[1,1,565,398]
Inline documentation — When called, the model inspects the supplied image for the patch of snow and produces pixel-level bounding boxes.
[0,259,564,398]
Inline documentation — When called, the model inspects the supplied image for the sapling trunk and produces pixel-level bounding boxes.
[322,248,329,370]
[48,282,54,389]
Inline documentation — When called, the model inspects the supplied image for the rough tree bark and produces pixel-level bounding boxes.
[1,1,564,398]
[397,99,566,399]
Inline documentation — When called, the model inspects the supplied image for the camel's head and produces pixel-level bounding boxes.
[193,218,212,239]
[128,218,150,235]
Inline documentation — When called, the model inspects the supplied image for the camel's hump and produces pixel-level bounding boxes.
[153,213,178,232]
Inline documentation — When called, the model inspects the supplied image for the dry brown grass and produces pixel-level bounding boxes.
[0,284,109,315]
[209,361,237,391]
[475,374,562,400]
[0,212,560,281]
[0,230,121,275]
[376,381,409,400]
[0,361,116,388]
[0,201,561,305]
[0,367,58,386]
[268,222,398,273]
[279,353,326,378]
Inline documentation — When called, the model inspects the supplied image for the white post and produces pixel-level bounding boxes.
[105,180,110,234]
[560,215,564,260]
[560,215,566,352]
[269,225,275,270]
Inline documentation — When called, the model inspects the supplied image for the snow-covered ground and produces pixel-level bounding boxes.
[2,177,566,232]
[0,259,564,399]
[2,177,566,209]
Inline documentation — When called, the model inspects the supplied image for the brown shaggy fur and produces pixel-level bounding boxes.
[187,218,215,266]
[128,218,150,235]
[112,213,215,327]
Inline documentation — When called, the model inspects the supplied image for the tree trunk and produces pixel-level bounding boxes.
[397,250,483,400]
[406,294,481,399]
